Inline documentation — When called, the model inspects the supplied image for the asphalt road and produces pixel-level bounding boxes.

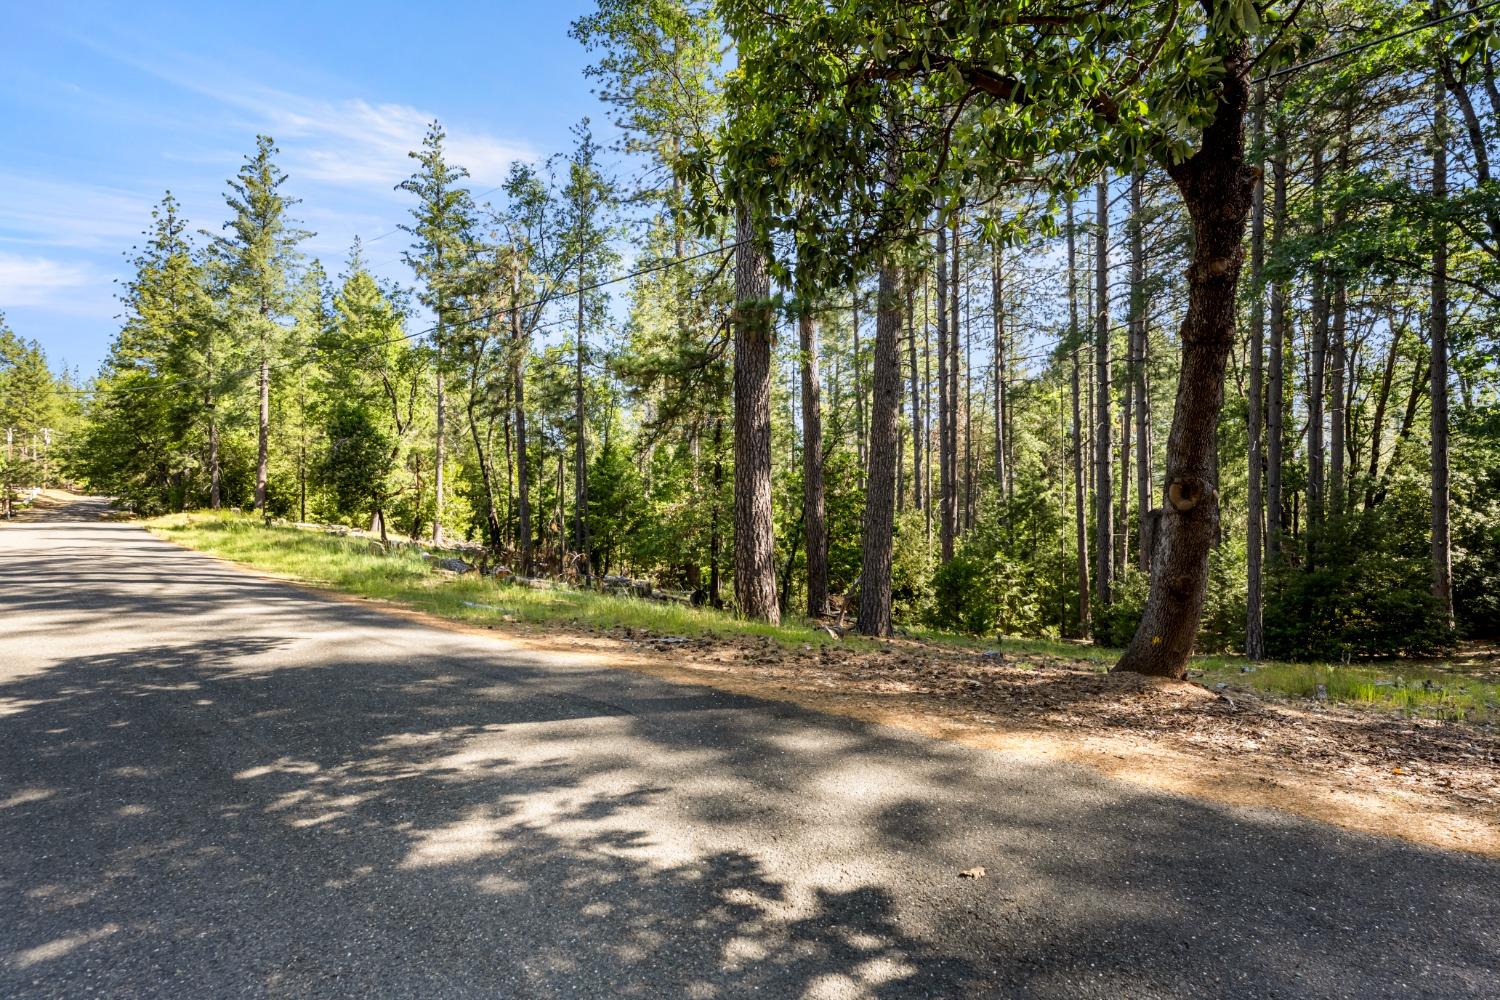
[1,500,1497,999]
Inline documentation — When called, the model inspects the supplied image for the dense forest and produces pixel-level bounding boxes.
[8,0,1498,676]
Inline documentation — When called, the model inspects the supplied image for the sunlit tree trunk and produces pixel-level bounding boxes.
[733,205,779,623]
[1115,39,1256,678]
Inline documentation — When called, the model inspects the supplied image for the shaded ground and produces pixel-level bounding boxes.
[3,498,1499,998]
[542,627,1500,857]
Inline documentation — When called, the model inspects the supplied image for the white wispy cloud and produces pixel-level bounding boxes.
[0,174,154,250]
[81,38,537,192]
[0,252,113,315]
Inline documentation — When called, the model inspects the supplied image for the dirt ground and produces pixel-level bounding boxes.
[471,622,1500,860]
[134,505,1500,860]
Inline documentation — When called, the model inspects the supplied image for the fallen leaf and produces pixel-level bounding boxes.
[959,866,987,880]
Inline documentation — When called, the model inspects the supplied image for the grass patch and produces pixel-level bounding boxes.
[145,511,864,650]
[144,511,1499,723]
[1194,658,1500,724]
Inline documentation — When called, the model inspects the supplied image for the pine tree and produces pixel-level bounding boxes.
[211,136,310,514]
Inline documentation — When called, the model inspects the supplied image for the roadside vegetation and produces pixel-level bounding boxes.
[150,511,1499,725]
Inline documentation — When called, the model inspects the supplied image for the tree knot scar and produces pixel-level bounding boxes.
[1168,478,1217,513]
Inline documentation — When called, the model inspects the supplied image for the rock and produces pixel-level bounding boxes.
[433,557,472,574]
[486,564,513,578]
[631,579,653,598]
[366,540,387,555]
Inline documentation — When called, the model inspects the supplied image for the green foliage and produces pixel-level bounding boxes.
[1266,494,1454,660]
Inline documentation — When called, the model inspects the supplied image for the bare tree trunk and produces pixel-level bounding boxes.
[858,257,905,636]
[206,337,221,509]
[853,279,866,484]
[1247,82,1267,660]
[1307,146,1328,559]
[935,224,954,562]
[1093,177,1113,612]
[908,284,923,511]
[948,216,961,544]
[511,273,532,576]
[1329,119,1351,522]
[255,353,269,512]
[1115,39,1255,678]
[1067,196,1090,631]
[434,340,446,546]
[1363,308,1404,512]
[1267,135,1288,562]
[800,301,827,617]
[1431,68,1454,625]
[733,205,779,623]
[992,245,1007,492]
[963,285,973,530]
[575,280,590,581]
[710,413,724,608]
[1131,172,1151,571]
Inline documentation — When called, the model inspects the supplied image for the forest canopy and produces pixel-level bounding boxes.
[17,0,1497,675]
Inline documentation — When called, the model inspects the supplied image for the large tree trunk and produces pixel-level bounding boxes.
[857,259,904,636]
[1247,82,1267,660]
[852,280,866,484]
[908,284,924,511]
[1114,39,1255,678]
[1093,176,1114,612]
[1067,197,1090,632]
[1267,134,1288,562]
[935,224,954,562]
[799,302,828,617]
[948,217,961,542]
[1431,69,1454,625]
[732,205,779,623]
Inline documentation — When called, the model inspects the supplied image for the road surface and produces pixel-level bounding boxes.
[2,499,1497,998]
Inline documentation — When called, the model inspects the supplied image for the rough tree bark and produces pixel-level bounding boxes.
[857,258,905,636]
[1093,176,1113,611]
[733,205,779,623]
[1247,81,1267,660]
[1114,37,1256,678]
[908,284,923,511]
[992,244,1007,492]
[948,216,961,543]
[1267,131,1288,562]
[935,223,954,562]
[1131,171,1151,571]
[1067,196,1090,631]
[799,299,828,617]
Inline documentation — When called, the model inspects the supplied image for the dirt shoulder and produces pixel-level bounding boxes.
[123,493,1497,860]
[268,581,1500,860]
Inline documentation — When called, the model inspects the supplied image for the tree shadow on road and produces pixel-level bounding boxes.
[2,600,1499,997]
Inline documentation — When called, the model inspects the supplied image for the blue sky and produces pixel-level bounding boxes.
[0,0,616,375]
